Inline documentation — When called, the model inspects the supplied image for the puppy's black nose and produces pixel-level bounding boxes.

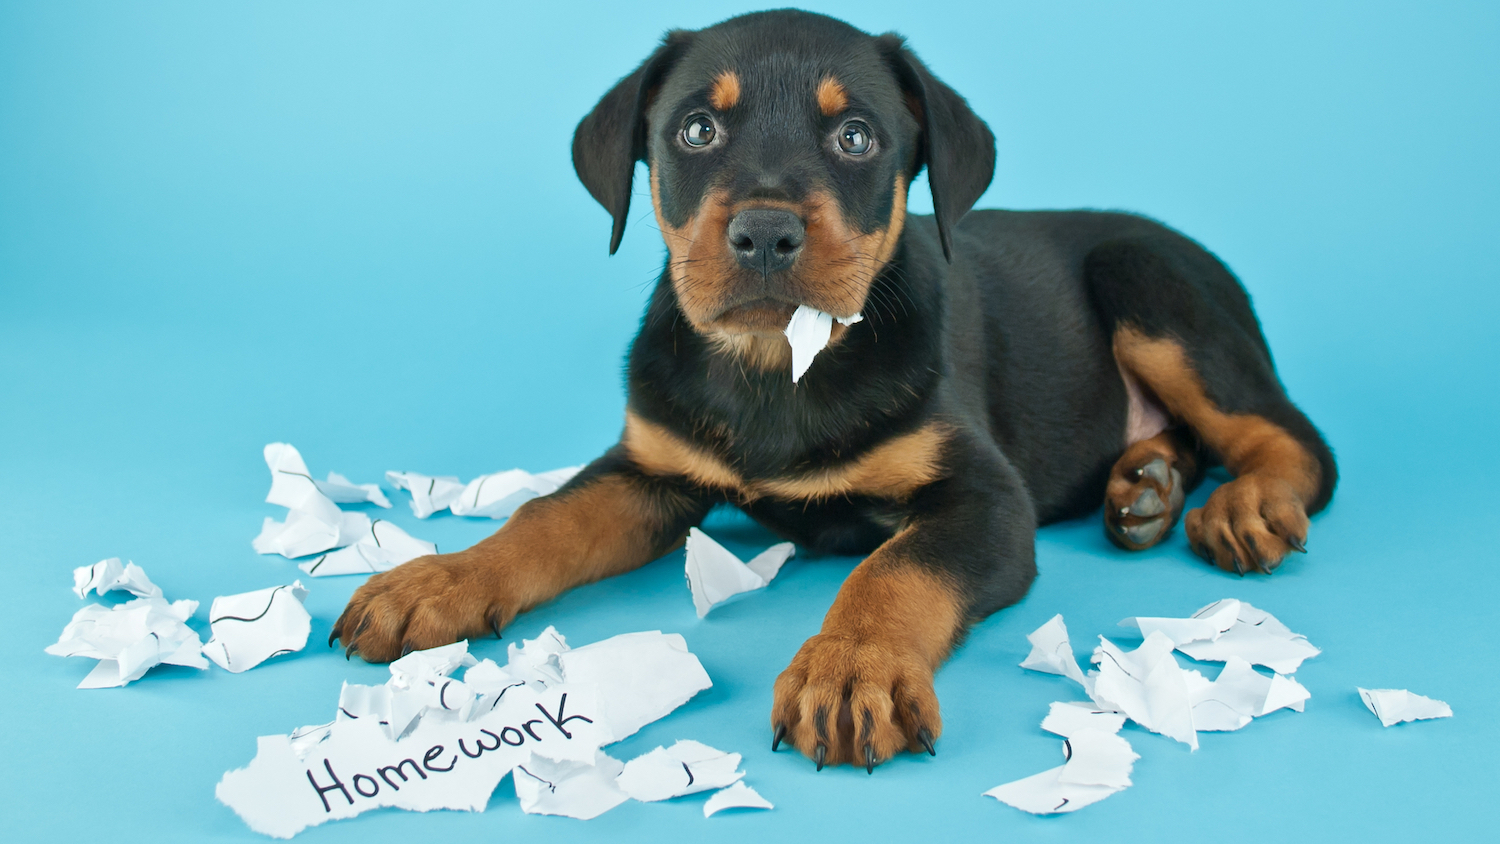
[727,209,805,274]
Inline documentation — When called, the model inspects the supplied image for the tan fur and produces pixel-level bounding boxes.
[709,70,741,111]
[649,170,909,367]
[816,76,848,115]
[771,541,961,765]
[333,475,680,662]
[624,410,948,502]
[1114,327,1318,568]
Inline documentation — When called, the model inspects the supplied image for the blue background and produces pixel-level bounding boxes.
[3,1,1496,841]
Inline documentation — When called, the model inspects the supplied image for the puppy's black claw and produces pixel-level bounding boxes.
[1256,559,1274,575]
[400,641,415,657]
[489,612,504,640]
[1288,537,1307,554]
[344,644,355,660]
[864,744,875,774]
[772,724,786,752]
[814,744,826,771]
[1233,558,1245,577]
[917,727,936,756]
[327,630,340,648]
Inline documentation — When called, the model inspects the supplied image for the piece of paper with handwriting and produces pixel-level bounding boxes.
[217,684,611,838]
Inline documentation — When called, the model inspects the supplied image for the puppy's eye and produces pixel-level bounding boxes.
[837,121,873,155]
[682,114,717,147]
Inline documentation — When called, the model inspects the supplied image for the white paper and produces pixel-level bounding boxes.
[449,466,583,519]
[217,683,613,838]
[314,471,391,509]
[1358,688,1453,727]
[1040,701,1127,738]
[558,631,714,741]
[46,595,207,688]
[385,471,466,519]
[298,519,436,576]
[201,582,312,673]
[254,443,373,559]
[1175,600,1321,674]
[1020,614,1088,688]
[1090,632,1199,749]
[71,558,162,599]
[784,305,862,383]
[703,781,774,817]
[386,465,582,520]
[984,728,1138,815]
[1188,656,1309,732]
[1119,598,1240,646]
[513,751,629,819]
[616,740,744,802]
[684,527,795,617]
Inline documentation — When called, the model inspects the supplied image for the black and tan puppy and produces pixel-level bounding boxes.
[333,10,1336,772]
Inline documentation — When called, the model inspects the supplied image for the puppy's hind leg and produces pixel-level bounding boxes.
[1086,234,1337,574]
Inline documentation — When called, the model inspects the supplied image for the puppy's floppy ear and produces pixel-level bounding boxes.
[572,30,694,255]
[879,36,995,262]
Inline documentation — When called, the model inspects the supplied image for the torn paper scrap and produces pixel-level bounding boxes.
[1041,702,1127,738]
[1189,657,1309,732]
[217,684,612,838]
[315,472,391,509]
[984,729,1138,815]
[449,466,583,519]
[704,782,773,817]
[617,740,744,802]
[46,596,207,688]
[558,631,713,741]
[255,444,372,559]
[505,626,570,689]
[514,751,629,820]
[1118,598,1240,646]
[1057,729,1139,789]
[784,304,863,383]
[1176,600,1321,674]
[1358,688,1453,727]
[684,527,796,617]
[201,582,311,673]
[385,471,466,519]
[299,520,436,576]
[1020,614,1088,688]
[1090,632,1199,750]
[264,443,387,508]
[71,558,162,599]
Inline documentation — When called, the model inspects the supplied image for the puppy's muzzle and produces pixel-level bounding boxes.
[727,209,805,275]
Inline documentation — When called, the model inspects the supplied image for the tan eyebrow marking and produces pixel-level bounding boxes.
[709,70,741,110]
[817,76,848,116]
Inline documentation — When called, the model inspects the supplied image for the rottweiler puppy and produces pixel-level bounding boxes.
[332,10,1336,772]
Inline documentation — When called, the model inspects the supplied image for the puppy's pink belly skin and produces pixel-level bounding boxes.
[1121,366,1170,446]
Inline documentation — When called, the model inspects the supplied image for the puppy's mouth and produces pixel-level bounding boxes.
[709,297,799,335]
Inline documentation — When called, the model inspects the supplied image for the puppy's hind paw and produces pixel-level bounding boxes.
[1105,455,1186,551]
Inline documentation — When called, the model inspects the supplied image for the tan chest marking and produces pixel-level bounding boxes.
[622,410,948,502]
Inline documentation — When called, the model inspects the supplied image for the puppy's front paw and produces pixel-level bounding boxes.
[330,552,512,663]
[1185,475,1309,574]
[771,633,940,772]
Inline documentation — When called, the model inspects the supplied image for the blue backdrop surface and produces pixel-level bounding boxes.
[2,1,1497,841]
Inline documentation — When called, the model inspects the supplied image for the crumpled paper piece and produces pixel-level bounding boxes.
[1358,688,1453,727]
[684,527,795,617]
[47,594,208,688]
[200,582,312,673]
[784,304,863,382]
[71,557,162,599]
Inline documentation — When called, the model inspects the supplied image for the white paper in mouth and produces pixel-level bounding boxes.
[784,305,863,383]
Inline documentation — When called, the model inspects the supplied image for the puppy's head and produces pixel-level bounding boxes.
[573,10,994,347]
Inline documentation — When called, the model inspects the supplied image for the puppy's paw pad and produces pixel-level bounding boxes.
[1105,456,1185,551]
